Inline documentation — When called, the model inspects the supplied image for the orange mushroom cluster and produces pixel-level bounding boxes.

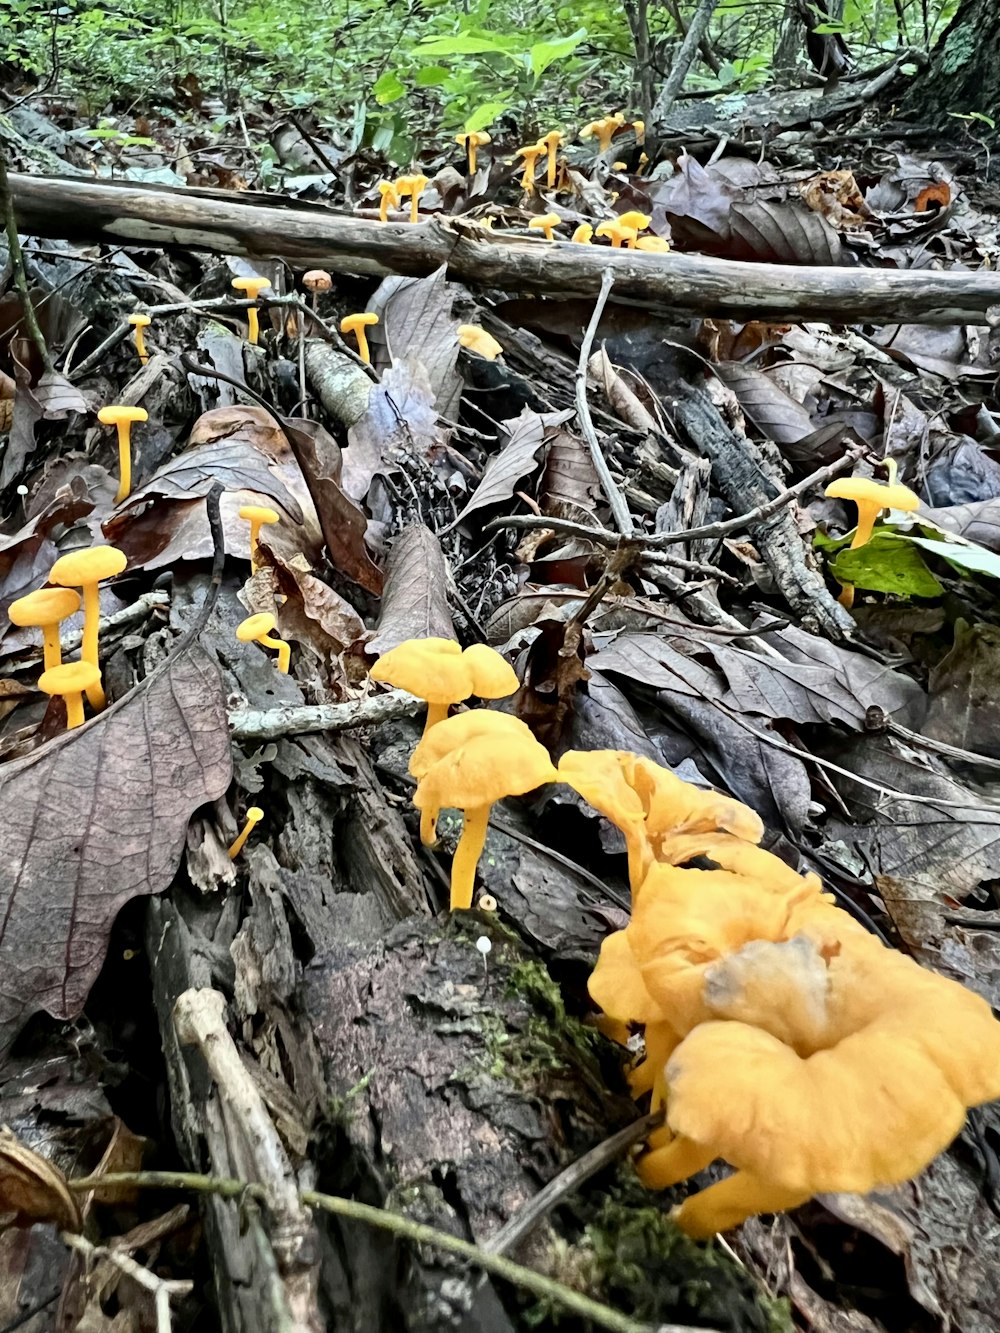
[8,543,128,728]
[360,650,1000,1240]
[572,747,1000,1238]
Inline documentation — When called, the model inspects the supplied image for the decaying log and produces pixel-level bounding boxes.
[10,173,1000,325]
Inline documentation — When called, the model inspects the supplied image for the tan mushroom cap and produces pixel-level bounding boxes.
[8,587,81,627]
[98,405,148,426]
[303,270,332,292]
[38,660,102,697]
[236,612,278,642]
[49,545,128,588]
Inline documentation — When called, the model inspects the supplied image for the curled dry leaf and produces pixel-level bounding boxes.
[368,524,454,655]
[0,641,231,1057]
[368,264,464,418]
[448,406,571,529]
[0,1126,82,1232]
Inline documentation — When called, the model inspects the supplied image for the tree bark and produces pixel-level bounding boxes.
[902,0,1000,127]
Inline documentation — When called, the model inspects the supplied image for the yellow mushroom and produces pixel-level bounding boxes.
[231,275,272,344]
[538,130,563,189]
[377,180,400,223]
[8,587,81,671]
[632,119,645,145]
[824,475,920,549]
[596,219,638,248]
[38,660,103,730]
[396,173,428,224]
[513,143,546,193]
[571,223,594,244]
[528,213,562,242]
[340,312,379,365]
[48,545,128,710]
[97,404,148,504]
[236,612,290,674]
[457,325,503,361]
[580,113,625,153]
[228,806,264,859]
[456,130,491,175]
[635,235,670,253]
[617,209,652,240]
[127,313,151,365]
[238,504,280,574]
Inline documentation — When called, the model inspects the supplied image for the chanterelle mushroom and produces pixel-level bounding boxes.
[825,474,919,549]
[369,637,518,742]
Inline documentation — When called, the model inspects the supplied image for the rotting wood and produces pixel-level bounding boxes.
[10,173,1000,325]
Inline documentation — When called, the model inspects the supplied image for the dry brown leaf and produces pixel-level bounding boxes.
[368,524,454,654]
[369,264,464,418]
[0,1126,82,1232]
[730,199,844,265]
[449,407,570,528]
[715,361,815,448]
[0,641,231,1057]
[341,360,444,503]
[541,425,602,522]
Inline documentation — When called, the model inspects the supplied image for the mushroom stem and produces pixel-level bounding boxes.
[850,505,879,549]
[41,627,61,672]
[637,1135,717,1190]
[246,307,260,345]
[420,809,438,846]
[672,1170,811,1240]
[422,700,451,738]
[837,581,855,609]
[625,827,650,897]
[228,807,264,859]
[355,326,372,364]
[133,326,147,363]
[63,688,87,730]
[451,803,491,910]
[259,630,291,674]
[80,583,106,710]
[114,420,133,504]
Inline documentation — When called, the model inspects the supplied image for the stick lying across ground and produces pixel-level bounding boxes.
[10,173,1000,325]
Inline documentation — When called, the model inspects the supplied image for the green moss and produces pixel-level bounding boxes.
[579,1192,793,1333]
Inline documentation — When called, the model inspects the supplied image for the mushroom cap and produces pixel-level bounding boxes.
[8,587,81,627]
[572,224,594,243]
[408,173,429,193]
[617,210,651,231]
[303,270,332,291]
[665,931,1000,1195]
[127,313,151,328]
[369,636,468,705]
[461,643,519,698]
[232,276,272,297]
[378,180,401,200]
[412,710,557,814]
[623,754,764,851]
[596,220,638,244]
[38,660,102,697]
[515,143,545,161]
[245,806,264,823]
[635,236,671,252]
[340,312,379,333]
[97,405,148,426]
[236,613,278,642]
[557,749,646,833]
[49,545,128,588]
[529,213,562,232]
[456,130,492,147]
[457,325,503,360]
[411,706,526,780]
[238,504,280,525]
[825,477,920,512]
[540,130,564,149]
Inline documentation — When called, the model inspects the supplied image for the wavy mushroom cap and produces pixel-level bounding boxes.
[624,755,764,851]
[369,636,470,706]
[236,612,278,641]
[461,643,518,699]
[412,712,557,816]
[8,587,81,627]
[340,312,379,334]
[617,210,651,231]
[666,933,1000,1198]
[557,749,645,830]
[232,276,271,298]
[457,325,504,360]
[49,545,128,588]
[38,660,102,697]
[410,707,526,780]
[635,236,671,253]
[588,923,668,1029]
[825,476,920,513]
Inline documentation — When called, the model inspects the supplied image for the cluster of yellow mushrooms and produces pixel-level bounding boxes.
[368,634,1000,1239]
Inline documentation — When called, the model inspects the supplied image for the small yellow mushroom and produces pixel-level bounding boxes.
[8,587,81,671]
[340,312,379,365]
[49,545,128,710]
[580,113,625,153]
[396,173,429,224]
[632,119,645,145]
[571,223,594,244]
[377,180,400,222]
[128,313,151,365]
[458,325,503,361]
[637,151,650,174]
[97,404,148,504]
[596,219,638,248]
[618,209,652,235]
[528,213,562,242]
[239,504,280,573]
[231,275,272,345]
[236,612,290,674]
[38,660,102,731]
[456,130,491,175]
[635,235,671,253]
[538,130,564,189]
[228,806,264,859]
[513,143,546,193]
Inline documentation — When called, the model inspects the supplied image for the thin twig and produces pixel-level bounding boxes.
[485,445,868,549]
[577,269,633,537]
[67,1171,676,1333]
[61,1231,192,1333]
[0,139,53,373]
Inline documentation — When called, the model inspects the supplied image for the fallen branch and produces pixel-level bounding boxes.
[10,173,1000,324]
[228,688,420,741]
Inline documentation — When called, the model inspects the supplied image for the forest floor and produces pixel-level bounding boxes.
[1,64,1000,1333]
